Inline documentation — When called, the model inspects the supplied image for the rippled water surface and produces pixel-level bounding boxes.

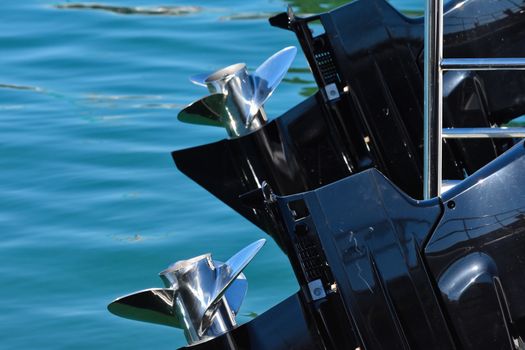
[1,0,424,348]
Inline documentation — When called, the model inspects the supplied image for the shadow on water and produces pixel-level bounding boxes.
[54,3,202,16]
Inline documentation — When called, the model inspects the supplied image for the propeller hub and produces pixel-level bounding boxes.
[159,254,236,344]
[180,46,297,138]
[204,63,266,138]
[204,63,247,94]
[107,239,266,346]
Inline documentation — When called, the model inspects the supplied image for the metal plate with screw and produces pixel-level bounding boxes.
[308,279,326,300]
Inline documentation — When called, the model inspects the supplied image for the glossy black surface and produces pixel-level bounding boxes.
[173,95,351,248]
[311,0,522,187]
[177,293,321,350]
[443,0,525,124]
[173,0,525,240]
[270,169,452,349]
[171,0,525,348]
[425,141,525,349]
[266,142,525,349]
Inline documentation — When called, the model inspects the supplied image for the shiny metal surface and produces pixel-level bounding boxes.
[177,91,266,138]
[108,239,265,345]
[425,141,525,348]
[208,239,266,315]
[160,253,235,344]
[108,288,179,328]
[184,64,266,138]
[307,279,326,301]
[441,179,461,193]
[107,273,248,329]
[160,239,265,343]
[441,58,525,71]
[423,0,443,199]
[180,47,296,138]
[422,1,525,199]
[251,46,297,109]
[205,63,266,137]
[189,71,211,87]
[442,127,525,138]
[437,253,497,302]
[223,272,247,315]
[177,94,226,128]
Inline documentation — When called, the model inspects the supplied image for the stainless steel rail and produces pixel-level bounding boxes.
[423,0,525,199]
[423,0,443,199]
[442,58,525,71]
[442,128,525,139]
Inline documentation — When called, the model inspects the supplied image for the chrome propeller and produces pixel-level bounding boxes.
[108,239,265,345]
[178,46,297,138]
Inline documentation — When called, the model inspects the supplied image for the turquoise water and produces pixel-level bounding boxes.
[1,1,423,348]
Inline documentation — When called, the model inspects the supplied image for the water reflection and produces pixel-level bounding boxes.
[282,75,317,97]
[219,13,276,21]
[508,116,525,127]
[55,3,202,16]
[283,0,352,14]
[283,0,423,16]
[283,77,314,85]
[0,83,42,92]
[83,94,184,110]
[53,1,425,21]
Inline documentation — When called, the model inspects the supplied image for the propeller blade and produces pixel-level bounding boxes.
[252,46,297,107]
[107,273,247,328]
[107,288,180,328]
[207,260,248,315]
[177,93,227,127]
[189,72,211,87]
[224,272,248,315]
[206,239,266,314]
[197,239,264,335]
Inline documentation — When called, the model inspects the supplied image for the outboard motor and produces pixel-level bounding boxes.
[108,0,525,349]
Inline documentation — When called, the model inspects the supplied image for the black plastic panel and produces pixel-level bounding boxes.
[173,95,352,248]
[174,0,525,245]
[273,170,454,349]
[425,141,525,349]
[171,1,525,348]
